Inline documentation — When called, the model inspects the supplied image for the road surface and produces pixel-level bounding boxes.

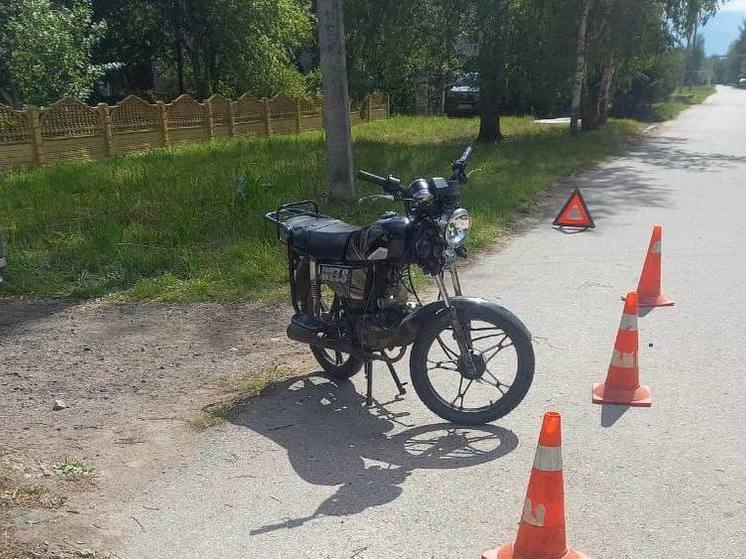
[116,86,746,558]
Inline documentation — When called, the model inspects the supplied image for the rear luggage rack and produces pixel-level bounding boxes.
[265,200,329,242]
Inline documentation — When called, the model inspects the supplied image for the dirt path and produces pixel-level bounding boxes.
[0,298,308,558]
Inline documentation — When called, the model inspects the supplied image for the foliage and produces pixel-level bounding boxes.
[344,0,475,111]
[0,116,639,301]
[722,19,746,83]
[645,84,714,121]
[0,0,106,107]
[92,0,314,100]
[51,457,93,477]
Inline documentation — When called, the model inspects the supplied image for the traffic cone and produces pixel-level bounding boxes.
[634,225,674,308]
[592,292,652,407]
[481,412,590,559]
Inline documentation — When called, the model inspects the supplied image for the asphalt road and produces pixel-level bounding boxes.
[117,86,746,559]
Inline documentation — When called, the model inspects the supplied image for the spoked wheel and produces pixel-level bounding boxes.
[295,261,364,380]
[310,346,364,380]
[410,302,534,425]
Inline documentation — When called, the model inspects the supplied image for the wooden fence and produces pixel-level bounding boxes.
[0,92,389,170]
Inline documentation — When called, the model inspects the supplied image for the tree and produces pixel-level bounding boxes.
[570,0,592,132]
[476,0,510,143]
[318,0,355,200]
[344,0,474,113]
[724,20,746,83]
[0,0,106,107]
[91,0,314,100]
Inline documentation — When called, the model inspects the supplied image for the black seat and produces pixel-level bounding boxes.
[285,215,361,261]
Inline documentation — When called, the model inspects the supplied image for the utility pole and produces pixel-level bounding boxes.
[317,0,355,200]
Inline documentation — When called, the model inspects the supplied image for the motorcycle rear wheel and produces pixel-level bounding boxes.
[410,301,534,425]
[310,346,364,379]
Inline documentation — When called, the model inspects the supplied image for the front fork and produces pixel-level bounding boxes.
[435,267,476,373]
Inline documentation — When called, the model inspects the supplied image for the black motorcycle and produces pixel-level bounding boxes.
[266,146,534,425]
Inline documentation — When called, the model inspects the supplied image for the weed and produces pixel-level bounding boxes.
[51,457,93,478]
[191,365,294,429]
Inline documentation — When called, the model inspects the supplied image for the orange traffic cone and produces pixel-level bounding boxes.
[635,225,674,308]
[592,292,652,407]
[481,412,590,559]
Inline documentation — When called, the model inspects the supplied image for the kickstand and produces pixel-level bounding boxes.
[364,360,374,407]
[385,362,407,396]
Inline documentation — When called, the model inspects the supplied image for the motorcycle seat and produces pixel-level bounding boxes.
[285,215,361,261]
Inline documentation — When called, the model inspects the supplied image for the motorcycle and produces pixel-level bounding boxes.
[265,146,534,425]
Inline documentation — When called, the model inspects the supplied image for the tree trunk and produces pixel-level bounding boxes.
[570,0,593,132]
[580,75,599,131]
[476,0,507,144]
[597,59,615,125]
[317,0,355,200]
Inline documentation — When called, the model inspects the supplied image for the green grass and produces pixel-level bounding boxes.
[0,115,640,301]
[649,85,715,121]
[51,457,93,477]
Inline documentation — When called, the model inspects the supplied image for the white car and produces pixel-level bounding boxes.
[738,77,746,89]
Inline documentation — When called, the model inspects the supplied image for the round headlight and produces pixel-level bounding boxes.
[444,209,471,246]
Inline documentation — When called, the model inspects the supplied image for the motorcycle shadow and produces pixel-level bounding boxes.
[227,373,519,535]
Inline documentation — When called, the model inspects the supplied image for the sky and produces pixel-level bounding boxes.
[701,1,746,55]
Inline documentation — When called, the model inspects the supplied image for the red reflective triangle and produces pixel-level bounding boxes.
[553,188,595,229]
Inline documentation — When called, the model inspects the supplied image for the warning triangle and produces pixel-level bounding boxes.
[553,188,595,229]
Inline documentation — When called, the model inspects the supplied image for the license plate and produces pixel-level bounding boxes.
[458,103,474,110]
[319,265,350,283]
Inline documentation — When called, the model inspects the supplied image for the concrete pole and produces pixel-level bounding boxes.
[317,0,355,200]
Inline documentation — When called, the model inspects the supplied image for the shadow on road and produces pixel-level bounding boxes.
[600,404,630,427]
[0,299,71,336]
[228,374,518,535]
[544,134,746,224]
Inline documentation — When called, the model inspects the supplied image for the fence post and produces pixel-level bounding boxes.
[205,99,214,140]
[157,101,170,146]
[26,107,45,165]
[97,103,113,158]
[262,99,272,137]
[295,98,302,134]
[386,94,391,118]
[227,100,236,137]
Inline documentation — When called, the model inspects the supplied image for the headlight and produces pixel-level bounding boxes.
[444,209,471,246]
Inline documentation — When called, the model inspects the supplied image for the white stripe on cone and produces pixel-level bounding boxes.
[611,350,637,369]
[521,497,546,527]
[618,313,638,331]
[650,240,662,254]
[533,444,562,472]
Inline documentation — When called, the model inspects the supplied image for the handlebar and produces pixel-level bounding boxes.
[357,144,474,198]
[357,170,403,195]
[357,170,388,187]
[453,145,474,169]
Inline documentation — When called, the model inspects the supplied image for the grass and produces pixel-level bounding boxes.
[51,457,93,478]
[0,115,640,302]
[649,85,715,121]
[191,365,295,429]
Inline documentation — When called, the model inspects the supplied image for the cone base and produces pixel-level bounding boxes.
[592,382,652,407]
[637,292,674,308]
[481,543,591,559]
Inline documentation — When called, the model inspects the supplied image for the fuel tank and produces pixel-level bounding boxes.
[346,214,413,261]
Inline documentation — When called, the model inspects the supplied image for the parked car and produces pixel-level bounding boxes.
[444,72,480,116]
[0,227,6,283]
[738,77,746,89]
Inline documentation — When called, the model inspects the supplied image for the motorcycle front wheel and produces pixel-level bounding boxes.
[410,301,534,425]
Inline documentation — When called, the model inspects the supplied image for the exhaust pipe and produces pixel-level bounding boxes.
[287,322,357,355]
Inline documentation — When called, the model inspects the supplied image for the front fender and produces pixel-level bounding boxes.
[407,297,532,341]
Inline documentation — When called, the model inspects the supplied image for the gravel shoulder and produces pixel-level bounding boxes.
[0,298,308,558]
